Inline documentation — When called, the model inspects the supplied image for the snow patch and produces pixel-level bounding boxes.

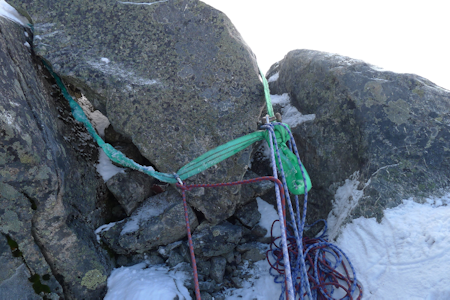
[267,72,279,83]
[96,148,126,182]
[256,197,280,238]
[100,57,110,64]
[104,262,191,300]
[270,93,315,128]
[24,41,30,48]
[335,194,450,299]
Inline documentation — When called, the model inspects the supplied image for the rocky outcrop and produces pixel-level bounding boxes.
[267,49,450,235]
[0,17,113,299]
[10,0,265,223]
[99,187,199,254]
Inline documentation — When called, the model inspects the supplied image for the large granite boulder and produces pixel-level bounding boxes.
[267,50,450,235]
[0,17,113,299]
[10,0,265,223]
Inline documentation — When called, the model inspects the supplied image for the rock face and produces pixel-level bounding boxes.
[267,49,450,234]
[0,18,113,299]
[10,0,265,223]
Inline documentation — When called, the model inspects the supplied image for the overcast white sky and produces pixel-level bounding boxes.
[202,0,449,90]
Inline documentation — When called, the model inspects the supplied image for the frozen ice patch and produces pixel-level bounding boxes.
[271,93,315,128]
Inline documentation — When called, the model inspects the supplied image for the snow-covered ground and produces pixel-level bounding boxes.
[102,187,450,300]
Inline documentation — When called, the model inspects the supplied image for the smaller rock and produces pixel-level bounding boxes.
[242,248,266,262]
[146,252,165,266]
[231,277,243,288]
[179,243,191,264]
[239,171,275,206]
[192,221,243,258]
[196,260,211,277]
[210,257,227,284]
[234,201,261,228]
[198,280,217,293]
[251,224,268,238]
[167,249,185,268]
[222,251,235,264]
[106,170,155,215]
[99,188,198,254]
[236,243,267,263]
[200,292,213,300]
[158,241,183,259]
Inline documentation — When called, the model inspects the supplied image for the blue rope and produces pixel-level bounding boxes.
[263,120,296,300]
[262,121,362,300]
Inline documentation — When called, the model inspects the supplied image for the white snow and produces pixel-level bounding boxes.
[100,57,110,64]
[96,148,126,181]
[104,262,191,300]
[270,93,316,128]
[24,41,30,48]
[268,72,279,83]
[334,194,450,299]
[256,197,281,238]
[0,0,29,27]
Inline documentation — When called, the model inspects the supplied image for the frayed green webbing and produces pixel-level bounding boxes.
[43,60,179,183]
[43,60,266,183]
[260,68,274,118]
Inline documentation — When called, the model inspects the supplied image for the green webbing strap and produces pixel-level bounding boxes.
[177,131,265,179]
[260,69,274,118]
[43,60,179,183]
[43,60,265,183]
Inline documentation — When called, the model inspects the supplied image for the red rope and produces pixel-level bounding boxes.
[267,221,364,299]
[176,176,286,300]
